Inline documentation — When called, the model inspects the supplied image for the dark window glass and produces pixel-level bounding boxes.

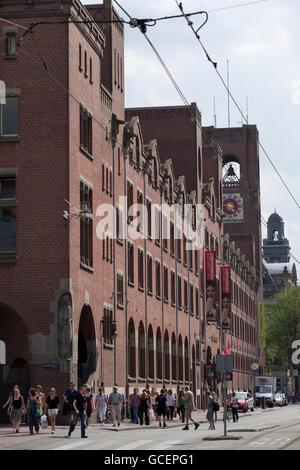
[1,98,18,136]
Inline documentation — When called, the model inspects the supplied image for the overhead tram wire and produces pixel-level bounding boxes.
[208,0,274,14]
[173,0,300,213]
[112,1,300,267]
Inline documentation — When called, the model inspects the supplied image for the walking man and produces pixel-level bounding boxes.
[109,386,123,428]
[130,388,140,424]
[63,382,78,423]
[182,386,199,431]
[67,385,87,438]
[156,389,168,428]
[231,392,239,423]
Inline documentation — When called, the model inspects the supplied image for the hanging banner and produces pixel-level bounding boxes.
[221,266,231,330]
[206,251,219,323]
[258,302,266,348]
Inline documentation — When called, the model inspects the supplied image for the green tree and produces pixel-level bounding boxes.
[266,286,300,385]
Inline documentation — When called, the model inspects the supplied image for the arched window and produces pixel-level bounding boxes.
[136,136,140,168]
[171,333,176,381]
[128,319,136,378]
[184,337,189,383]
[138,321,145,378]
[148,325,154,379]
[178,335,183,381]
[156,328,162,380]
[164,330,170,381]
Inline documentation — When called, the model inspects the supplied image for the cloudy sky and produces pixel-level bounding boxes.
[84,0,300,274]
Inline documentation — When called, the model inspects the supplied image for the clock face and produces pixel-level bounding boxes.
[222,194,244,223]
[223,198,239,215]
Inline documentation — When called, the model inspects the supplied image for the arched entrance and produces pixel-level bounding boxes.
[128,318,136,378]
[0,303,30,422]
[138,322,145,379]
[148,325,154,380]
[78,305,97,387]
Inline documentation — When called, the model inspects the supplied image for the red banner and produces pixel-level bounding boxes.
[205,251,216,282]
[221,266,231,294]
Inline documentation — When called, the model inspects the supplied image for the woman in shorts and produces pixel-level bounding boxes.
[46,387,60,434]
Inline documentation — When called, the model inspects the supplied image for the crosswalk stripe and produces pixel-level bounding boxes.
[148,440,182,450]
[116,440,153,450]
[53,440,95,451]
[85,440,116,450]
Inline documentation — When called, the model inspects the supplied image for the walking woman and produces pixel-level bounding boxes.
[177,390,185,423]
[85,386,94,428]
[46,388,60,434]
[26,388,41,435]
[139,390,150,426]
[205,390,215,430]
[8,386,25,433]
[95,388,108,424]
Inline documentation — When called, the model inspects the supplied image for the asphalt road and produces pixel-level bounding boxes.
[1,405,299,451]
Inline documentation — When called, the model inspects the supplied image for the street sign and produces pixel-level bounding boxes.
[216,354,234,373]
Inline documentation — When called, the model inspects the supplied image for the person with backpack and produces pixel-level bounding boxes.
[156,389,168,428]
[67,385,88,439]
[26,388,41,435]
[205,390,216,430]
[212,391,220,422]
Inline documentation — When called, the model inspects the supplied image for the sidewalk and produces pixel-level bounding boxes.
[97,406,273,432]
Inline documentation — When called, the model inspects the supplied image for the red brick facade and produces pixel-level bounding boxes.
[0,0,262,419]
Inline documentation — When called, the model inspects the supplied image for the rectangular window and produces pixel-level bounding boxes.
[183,235,187,266]
[163,266,168,302]
[79,43,82,71]
[79,105,92,156]
[178,275,182,308]
[0,177,16,258]
[103,307,113,345]
[102,162,105,191]
[6,33,17,57]
[89,57,93,83]
[128,242,134,286]
[171,271,175,306]
[138,248,144,290]
[146,199,152,239]
[127,181,133,224]
[147,255,153,294]
[170,221,175,256]
[177,228,181,262]
[155,207,161,246]
[190,284,194,314]
[80,182,93,268]
[156,260,161,298]
[184,280,188,311]
[162,214,168,251]
[117,273,123,308]
[137,190,143,233]
[195,287,199,317]
[1,97,18,137]
[116,206,123,242]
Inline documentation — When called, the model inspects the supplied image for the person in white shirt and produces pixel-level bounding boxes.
[166,389,176,421]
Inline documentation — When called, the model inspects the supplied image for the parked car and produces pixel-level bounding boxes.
[275,393,287,407]
[235,392,255,412]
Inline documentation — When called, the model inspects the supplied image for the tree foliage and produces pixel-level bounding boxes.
[266,286,300,372]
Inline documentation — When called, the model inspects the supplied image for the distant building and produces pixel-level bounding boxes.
[263,212,297,301]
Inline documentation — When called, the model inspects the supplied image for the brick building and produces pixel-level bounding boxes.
[0,0,262,420]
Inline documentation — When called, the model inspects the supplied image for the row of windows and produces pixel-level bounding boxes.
[232,282,255,317]
[232,314,257,346]
[79,43,93,84]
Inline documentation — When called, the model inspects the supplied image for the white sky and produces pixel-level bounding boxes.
[84,0,300,274]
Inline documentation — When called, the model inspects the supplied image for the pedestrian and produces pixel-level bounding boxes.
[150,388,158,421]
[205,390,215,430]
[26,388,41,435]
[45,387,60,434]
[156,389,168,428]
[95,388,108,424]
[85,386,94,429]
[108,386,123,428]
[63,381,78,423]
[67,385,87,439]
[177,390,185,423]
[8,386,25,433]
[2,385,20,426]
[138,389,150,426]
[166,389,176,421]
[231,392,239,423]
[130,388,140,424]
[182,386,199,431]
[212,391,219,422]
[36,385,46,414]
